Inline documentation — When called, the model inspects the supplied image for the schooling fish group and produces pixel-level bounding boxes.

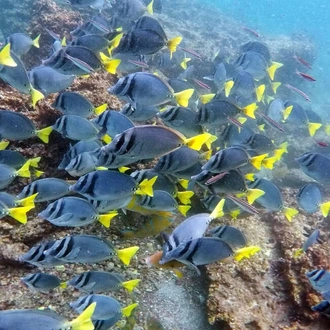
[0,0,328,328]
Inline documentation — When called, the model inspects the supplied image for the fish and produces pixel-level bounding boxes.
[71,16,112,38]
[0,303,96,330]
[203,63,227,92]
[210,225,248,249]
[296,152,330,184]
[0,200,34,224]
[113,0,153,20]
[293,55,312,69]
[38,197,117,228]
[295,229,321,257]
[21,273,66,292]
[0,192,37,208]
[29,65,75,96]
[0,162,31,190]
[52,92,107,118]
[65,152,98,177]
[0,150,40,169]
[242,26,260,38]
[68,271,140,293]
[240,41,271,63]
[108,72,194,107]
[70,294,138,321]
[266,98,286,123]
[17,178,71,202]
[5,33,40,56]
[44,234,139,265]
[0,43,17,67]
[311,300,330,317]
[284,83,310,101]
[69,170,156,201]
[295,70,316,82]
[119,103,159,122]
[306,269,330,294]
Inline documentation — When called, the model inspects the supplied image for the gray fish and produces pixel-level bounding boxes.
[44,234,139,265]
[68,0,106,9]
[68,271,140,293]
[266,98,285,123]
[135,190,179,212]
[5,33,40,56]
[94,151,135,169]
[235,51,268,80]
[65,152,97,177]
[29,65,75,96]
[119,103,159,122]
[70,34,112,54]
[114,0,153,21]
[306,269,330,294]
[170,161,203,180]
[297,183,324,213]
[0,150,39,169]
[52,92,107,118]
[240,41,271,63]
[311,300,330,317]
[210,225,247,249]
[203,63,226,92]
[90,195,133,212]
[296,153,330,184]
[52,115,101,141]
[221,124,255,148]
[21,272,63,292]
[283,100,308,126]
[302,229,321,253]
[240,133,274,154]
[0,192,36,208]
[71,16,111,38]
[17,178,71,202]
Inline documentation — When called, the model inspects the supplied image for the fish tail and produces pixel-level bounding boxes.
[185,132,217,151]
[237,116,247,125]
[33,169,44,178]
[17,161,31,178]
[308,122,322,137]
[174,88,194,107]
[180,57,191,70]
[294,248,304,258]
[167,36,182,58]
[258,124,265,131]
[178,179,189,189]
[200,93,215,104]
[61,36,67,46]
[122,279,141,292]
[68,302,96,330]
[262,156,277,169]
[273,142,288,161]
[178,205,191,216]
[255,84,265,102]
[119,166,130,173]
[117,246,139,265]
[267,61,283,80]
[246,188,264,204]
[244,173,255,181]
[122,303,138,317]
[176,191,194,204]
[0,44,16,67]
[241,103,258,119]
[210,198,225,220]
[30,86,44,108]
[98,211,118,228]
[250,153,268,170]
[230,209,241,219]
[146,0,154,14]
[320,201,330,217]
[29,156,41,168]
[60,281,67,289]
[8,206,34,224]
[104,58,121,74]
[271,82,281,94]
[32,34,41,48]
[234,246,261,261]
[36,126,53,143]
[18,193,38,207]
[262,94,274,104]
[283,207,299,222]
[173,269,184,278]
[282,105,293,121]
[94,103,107,115]
[101,134,112,144]
[136,176,157,197]
[224,80,234,97]
[0,141,9,150]
[108,33,123,54]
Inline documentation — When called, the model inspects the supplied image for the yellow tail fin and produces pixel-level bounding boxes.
[246,188,264,204]
[36,126,53,143]
[255,84,265,102]
[237,116,247,125]
[29,156,41,168]
[262,94,274,104]
[174,88,194,107]
[167,36,182,58]
[117,246,139,265]
[262,156,277,169]
[267,61,283,80]
[178,179,189,189]
[185,132,215,151]
[200,93,215,104]
[271,82,281,94]
[136,176,157,197]
[0,141,9,150]
[282,105,293,121]
[69,302,96,330]
[122,279,141,292]
[176,191,194,204]
[34,170,44,178]
[258,124,265,132]
[250,153,268,170]
[308,122,322,137]
[180,57,191,70]
[61,36,67,47]
[8,206,34,224]
[108,33,123,53]
[102,134,112,144]
[210,198,225,220]
[230,209,241,219]
[234,246,261,261]
[0,44,16,67]
[30,86,44,108]
[224,80,234,97]
[98,212,118,228]
[18,193,38,207]
[283,207,299,222]
[241,103,258,119]
[245,173,255,181]
[119,166,130,173]
[146,0,154,14]
[32,34,41,48]
[294,248,304,258]
[273,142,288,161]
[17,161,31,178]
[178,205,190,216]
[122,303,138,317]
[60,281,67,289]
[320,201,330,217]
[103,58,121,74]
[94,103,107,115]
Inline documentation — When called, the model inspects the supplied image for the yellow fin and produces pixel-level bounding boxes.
[146,0,154,14]
[30,86,44,108]
[200,93,215,104]
[241,103,258,119]
[230,209,241,219]
[0,141,9,150]
[255,84,265,102]
[320,201,330,217]
[263,94,274,104]
[36,126,53,143]
[117,246,139,265]
[178,179,189,189]
[98,212,118,228]
[210,198,225,220]
[8,206,34,224]
[294,248,304,258]
[246,188,264,204]
[61,36,67,47]
[136,176,157,197]
[174,88,194,107]
[258,124,265,132]
[283,207,299,222]
[271,82,281,94]
[308,122,322,137]
[282,105,293,121]
[224,80,234,97]
[16,161,31,178]
[167,36,182,58]
[267,61,283,80]
[94,103,107,115]
[250,153,268,170]
[180,57,191,70]
[68,302,96,330]
[122,303,138,317]
[203,133,218,150]
[178,205,190,216]
[237,116,247,125]
[29,156,41,168]
[109,33,123,51]
[32,34,41,48]
[262,156,277,169]
[185,133,215,151]
[104,58,121,74]
[102,134,112,144]
[325,125,330,136]
[0,44,16,67]
[176,191,194,204]
[34,170,44,178]
[18,193,38,207]
[95,166,107,171]
[119,166,130,173]
[122,279,141,292]
[245,173,255,181]
[234,246,261,261]
[273,142,288,160]
[60,281,67,289]
[173,269,184,278]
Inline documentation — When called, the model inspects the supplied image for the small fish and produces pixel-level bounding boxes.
[0,303,96,330]
[38,197,117,228]
[294,229,321,257]
[293,55,312,69]
[193,78,212,91]
[242,26,260,38]
[295,70,316,82]
[44,234,139,265]
[120,103,159,122]
[284,83,310,101]
[68,271,140,293]
[21,273,66,292]
[5,33,40,56]
[210,225,247,249]
[240,41,271,63]
[203,63,226,92]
